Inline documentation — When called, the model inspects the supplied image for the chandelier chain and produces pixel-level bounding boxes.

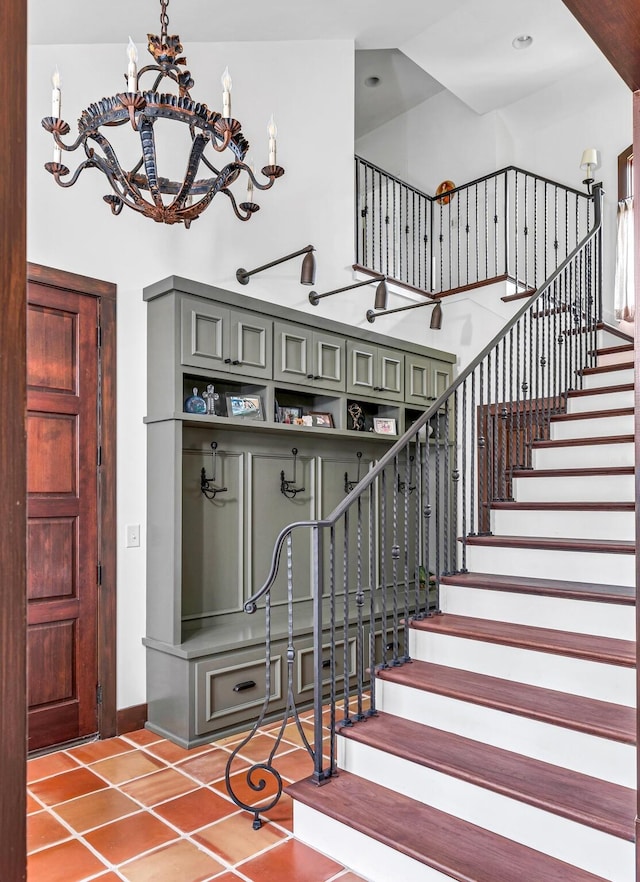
[160,0,169,40]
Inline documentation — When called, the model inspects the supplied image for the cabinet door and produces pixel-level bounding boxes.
[273,322,312,384]
[405,354,434,407]
[377,347,404,401]
[432,360,453,400]
[181,297,230,372]
[229,310,273,379]
[182,447,244,619]
[247,450,314,606]
[313,332,345,392]
[346,340,376,396]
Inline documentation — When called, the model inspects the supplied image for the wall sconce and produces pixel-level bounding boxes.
[366,297,443,330]
[580,148,600,194]
[236,245,316,286]
[309,274,388,308]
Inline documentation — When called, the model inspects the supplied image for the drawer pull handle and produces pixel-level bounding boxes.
[233,680,257,693]
[322,659,331,669]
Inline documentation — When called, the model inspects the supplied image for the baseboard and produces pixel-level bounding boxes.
[116,703,148,735]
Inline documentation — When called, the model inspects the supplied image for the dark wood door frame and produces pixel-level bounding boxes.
[27,263,117,742]
[1,1,26,879]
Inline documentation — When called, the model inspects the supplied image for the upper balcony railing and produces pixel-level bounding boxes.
[355,155,596,307]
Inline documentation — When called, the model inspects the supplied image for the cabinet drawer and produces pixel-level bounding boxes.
[195,651,284,735]
[296,638,356,696]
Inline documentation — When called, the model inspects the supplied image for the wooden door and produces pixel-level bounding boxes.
[26,281,101,750]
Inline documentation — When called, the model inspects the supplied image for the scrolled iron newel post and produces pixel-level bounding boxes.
[224,522,328,830]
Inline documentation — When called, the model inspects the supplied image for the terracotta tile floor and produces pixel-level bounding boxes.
[27,702,369,882]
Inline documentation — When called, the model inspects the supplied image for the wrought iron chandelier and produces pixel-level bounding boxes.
[41,0,284,227]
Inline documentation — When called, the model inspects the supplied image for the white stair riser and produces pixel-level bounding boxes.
[294,803,455,882]
[491,507,634,541]
[491,508,636,542]
[511,473,634,503]
[465,543,635,586]
[567,390,634,413]
[581,367,634,389]
[597,350,634,367]
[376,678,635,788]
[533,443,633,470]
[338,738,634,882]
[410,629,635,706]
[550,413,634,439]
[440,583,634,640]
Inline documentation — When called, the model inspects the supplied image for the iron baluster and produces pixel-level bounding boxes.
[341,509,351,727]
[380,468,388,666]
[355,496,366,720]
[475,182,479,285]
[461,379,468,570]
[469,370,477,537]
[391,456,400,665]
[402,450,411,660]
[451,389,460,573]
[368,483,378,715]
[328,523,337,775]
[465,184,470,286]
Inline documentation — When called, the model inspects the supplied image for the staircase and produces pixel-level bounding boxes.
[288,337,637,882]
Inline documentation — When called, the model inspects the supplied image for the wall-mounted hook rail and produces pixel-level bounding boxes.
[201,442,228,500]
[344,451,363,493]
[280,448,305,499]
[397,455,416,494]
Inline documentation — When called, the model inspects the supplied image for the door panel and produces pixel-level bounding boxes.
[27,283,100,751]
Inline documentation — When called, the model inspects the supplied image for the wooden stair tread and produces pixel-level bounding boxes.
[439,570,635,605]
[464,534,634,555]
[512,465,633,478]
[288,772,611,882]
[377,659,635,743]
[580,361,633,375]
[491,500,634,512]
[568,382,634,397]
[532,434,633,449]
[411,614,635,666]
[551,407,633,421]
[338,712,636,840]
[594,343,634,356]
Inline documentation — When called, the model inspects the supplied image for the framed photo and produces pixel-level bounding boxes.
[226,394,265,421]
[309,412,334,428]
[278,405,303,425]
[373,417,397,435]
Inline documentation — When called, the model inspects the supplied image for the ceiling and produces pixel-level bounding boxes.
[28,0,620,135]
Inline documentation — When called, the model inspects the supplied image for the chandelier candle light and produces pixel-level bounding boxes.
[42,0,284,227]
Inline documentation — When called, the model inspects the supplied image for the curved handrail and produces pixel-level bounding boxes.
[243,184,603,614]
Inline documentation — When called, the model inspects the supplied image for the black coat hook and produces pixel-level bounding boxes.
[398,455,416,494]
[201,442,228,499]
[280,447,305,499]
[344,451,363,493]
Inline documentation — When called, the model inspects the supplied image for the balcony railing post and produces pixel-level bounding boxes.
[311,524,328,785]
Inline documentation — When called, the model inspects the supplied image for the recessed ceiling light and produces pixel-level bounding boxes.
[365,76,381,87]
[512,34,533,50]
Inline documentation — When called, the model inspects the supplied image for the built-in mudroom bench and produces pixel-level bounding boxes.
[143,276,456,747]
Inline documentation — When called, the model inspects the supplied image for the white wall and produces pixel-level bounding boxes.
[28,39,355,709]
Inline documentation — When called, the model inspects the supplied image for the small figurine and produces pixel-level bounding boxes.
[348,402,365,431]
[184,387,207,414]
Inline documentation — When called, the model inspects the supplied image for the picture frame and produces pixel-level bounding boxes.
[373,417,397,435]
[278,405,303,424]
[308,412,334,428]
[226,394,265,421]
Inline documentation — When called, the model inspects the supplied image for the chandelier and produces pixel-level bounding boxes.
[41,0,284,227]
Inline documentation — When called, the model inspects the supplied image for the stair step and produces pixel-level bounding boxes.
[510,467,634,503]
[377,658,635,744]
[411,614,635,668]
[582,367,634,390]
[439,571,634,606]
[339,713,636,842]
[566,387,633,414]
[532,435,634,469]
[549,409,634,439]
[440,570,633,639]
[490,502,634,540]
[580,360,634,376]
[289,772,613,882]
